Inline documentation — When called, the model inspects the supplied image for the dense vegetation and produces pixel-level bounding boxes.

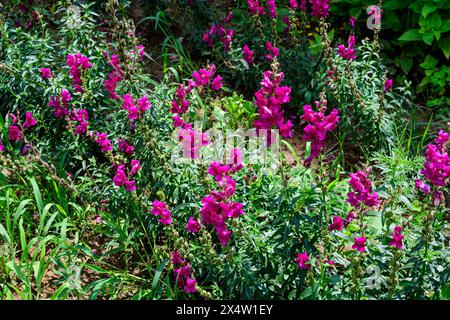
[0,0,448,300]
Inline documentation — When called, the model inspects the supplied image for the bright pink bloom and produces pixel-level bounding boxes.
[294,252,311,269]
[301,103,339,165]
[289,0,299,9]
[151,200,172,225]
[40,68,51,79]
[171,251,184,265]
[70,109,89,135]
[247,0,265,15]
[8,125,22,142]
[267,0,277,19]
[243,44,255,64]
[384,79,393,92]
[95,132,112,152]
[265,41,279,61]
[420,139,450,187]
[113,164,127,187]
[337,35,356,60]
[328,216,344,231]
[184,277,197,293]
[23,112,37,129]
[389,226,404,249]
[129,159,141,176]
[210,75,223,91]
[352,237,367,252]
[138,96,151,112]
[186,217,201,233]
[347,171,380,208]
[310,0,331,18]
[118,138,135,156]
[208,162,230,181]
[414,179,431,194]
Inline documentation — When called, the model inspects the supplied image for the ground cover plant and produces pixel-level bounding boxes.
[0,0,448,300]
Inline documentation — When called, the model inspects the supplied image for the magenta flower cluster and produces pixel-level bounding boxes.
[294,252,311,269]
[66,53,92,93]
[419,130,449,187]
[70,109,89,135]
[247,0,265,15]
[352,237,367,252]
[112,160,141,192]
[199,162,244,247]
[49,89,71,119]
[347,171,380,208]
[103,53,123,101]
[390,226,404,249]
[265,41,280,61]
[337,35,356,61]
[8,112,37,142]
[118,138,135,157]
[95,132,112,152]
[242,44,255,65]
[253,69,293,139]
[171,251,197,293]
[203,24,234,51]
[122,94,151,121]
[151,200,172,225]
[309,0,331,18]
[301,103,339,165]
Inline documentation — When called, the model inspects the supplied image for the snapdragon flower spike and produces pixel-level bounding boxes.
[0,142,4,152]
[352,237,367,252]
[267,0,277,19]
[202,24,234,52]
[199,163,244,247]
[40,68,51,79]
[70,109,88,135]
[346,171,380,208]
[419,133,450,187]
[171,251,184,265]
[186,216,201,233]
[253,70,293,140]
[242,44,255,65]
[247,0,265,15]
[151,200,172,225]
[337,35,356,61]
[265,41,280,61]
[309,0,331,18]
[95,132,112,152]
[389,226,404,249]
[294,252,311,270]
[118,138,135,156]
[171,252,197,293]
[104,54,123,101]
[301,103,339,165]
[184,277,197,293]
[122,94,150,121]
[49,90,71,119]
[66,53,92,93]
[23,112,37,129]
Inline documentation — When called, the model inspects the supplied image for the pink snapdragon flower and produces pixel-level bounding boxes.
[66,53,92,93]
[171,251,184,265]
[389,226,404,249]
[294,252,311,270]
[186,217,201,233]
[267,0,277,19]
[70,109,89,135]
[0,142,4,152]
[289,0,299,9]
[122,94,150,121]
[301,103,339,165]
[414,179,431,194]
[328,216,344,231]
[40,68,51,79]
[8,125,23,142]
[184,277,197,293]
[253,70,292,139]
[247,0,265,15]
[243,44,255,64]
[352,237,367,252]
[384,79,393,92]
[208,161,231,181]
[347,171,380,208]
[118,138,135,156]
[23,112,37,129]
[265,41,280,61]
[419,135,450,187]
[210,75,223,91]
[310,0,331,18]
[95,132,112,152]
[202,24,234,52]
[337,35,356,60]
[151,200,172,225]
[49,89,71,119]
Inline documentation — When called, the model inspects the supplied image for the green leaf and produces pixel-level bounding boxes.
[422,33,434,45]
[400,58,413,74]
[420,55,438,70]
[422,4,438,18]
[438,37,450,59]
[398,29,422,41]
[152,258,169,290]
